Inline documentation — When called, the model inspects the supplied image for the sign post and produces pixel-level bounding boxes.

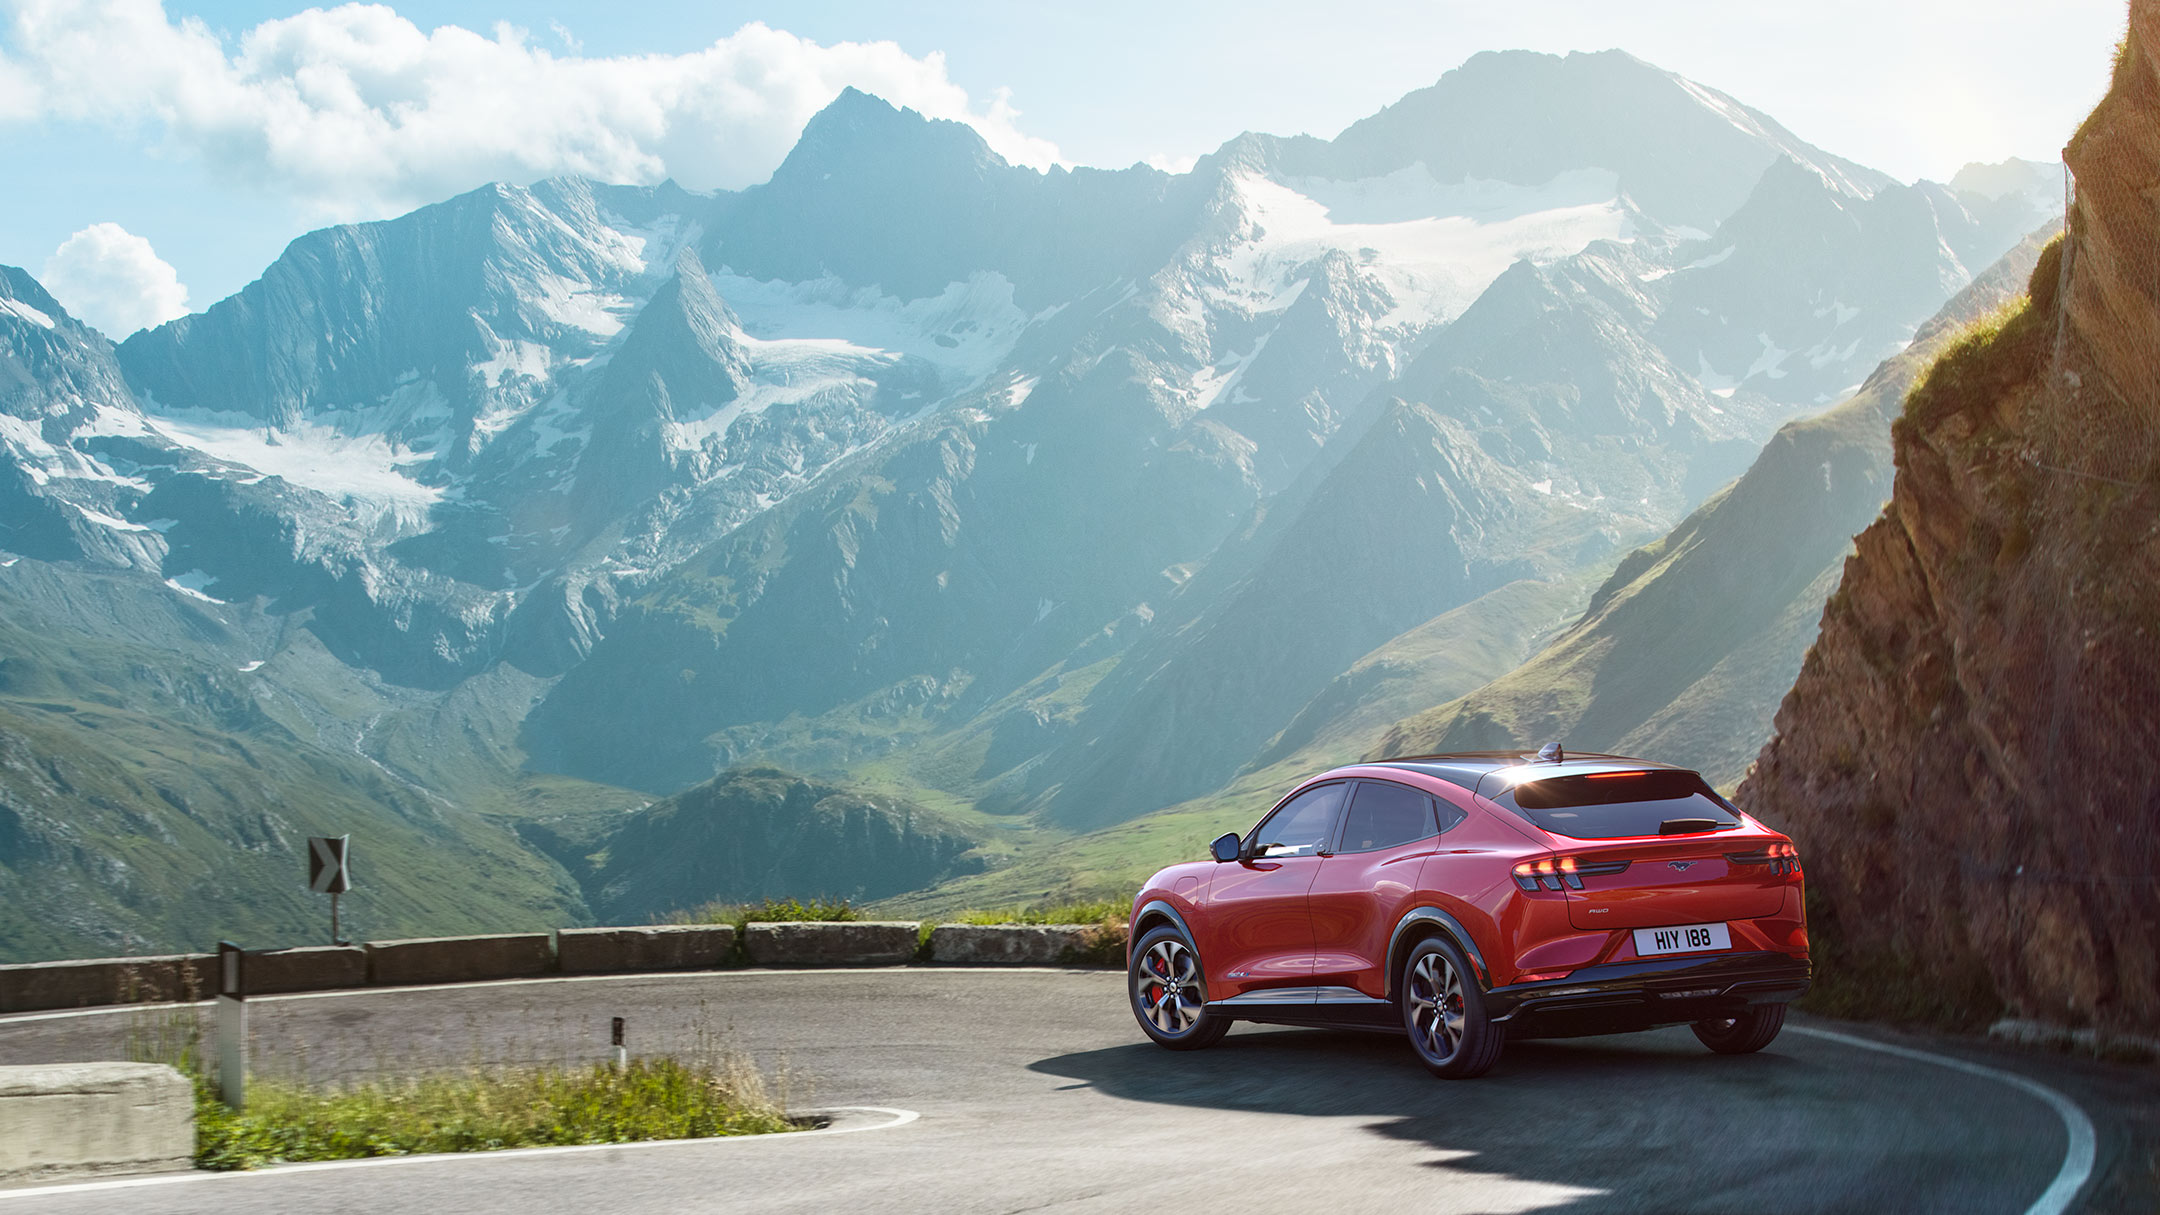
[307,835,351,945]
[216,940,246,1110]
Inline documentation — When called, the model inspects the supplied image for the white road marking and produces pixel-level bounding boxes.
[1791,1026,2094,1215]
[0,1107,919,1201]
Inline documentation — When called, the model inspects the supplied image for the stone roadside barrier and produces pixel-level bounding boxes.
[0,953,215,1014]
[365,933,554,987]
[0,923,1138,1014]
[0,1062,193,1185]
[744,921,921,966]
[929,924,1109,965]
[246,945,369,995]
[558,925,736,974]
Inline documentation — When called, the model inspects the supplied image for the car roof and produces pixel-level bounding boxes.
[1335,750,1686,798]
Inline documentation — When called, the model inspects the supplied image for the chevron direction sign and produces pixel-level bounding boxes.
[308,835,351,894]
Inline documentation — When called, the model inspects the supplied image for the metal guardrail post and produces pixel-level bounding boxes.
[215,940,247,1111]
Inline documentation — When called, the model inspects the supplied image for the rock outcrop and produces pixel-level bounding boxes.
[1738,3,2160,1033]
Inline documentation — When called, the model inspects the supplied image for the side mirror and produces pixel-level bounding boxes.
[1210,832,1242,863]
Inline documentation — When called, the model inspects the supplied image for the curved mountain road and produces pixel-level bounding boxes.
[0,969,2146,1213]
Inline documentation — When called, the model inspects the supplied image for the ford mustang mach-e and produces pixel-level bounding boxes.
[1126,748,1809,1078]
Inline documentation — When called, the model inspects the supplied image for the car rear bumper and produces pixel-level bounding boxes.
[1485,950,1811,1039]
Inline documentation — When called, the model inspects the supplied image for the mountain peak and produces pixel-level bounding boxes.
[777,87,1002,185]
[0,265,70,326]
[1328,47,1889,233]
[604,246,747,408]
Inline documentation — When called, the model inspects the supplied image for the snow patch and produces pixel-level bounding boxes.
[1686,246,1736,271]
[0,297,56,329]
[1746,334,1791,381]
[667,332,892,451]
[1213,168,1631,330]
[164,569,224,603]
[73,504,151,532]
[663,272,1040,452]
[73,404,151,439]
[1645,245,1736,281]
[473,339,552,390]
[1808,336,1864,369]
[237,660,265,672]
[142,410,446,524]
[711,270,1033,388]
[1189,331,1272,411]
[527,272,633,337]
[1695,354,1740,399]
[605,213,696,279]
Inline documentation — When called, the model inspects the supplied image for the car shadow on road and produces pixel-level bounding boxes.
[1029,1024,2019,1215]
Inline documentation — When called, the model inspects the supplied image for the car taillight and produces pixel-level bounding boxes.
[1513,858,1561,891]
[1727,842,1803,877]
[1512,856,1631,892]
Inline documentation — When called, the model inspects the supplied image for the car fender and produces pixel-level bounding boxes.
[1385,904,1493,1000]
[1130,898,1199,965]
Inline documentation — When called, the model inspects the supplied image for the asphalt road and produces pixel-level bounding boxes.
[0,969,2150,1214]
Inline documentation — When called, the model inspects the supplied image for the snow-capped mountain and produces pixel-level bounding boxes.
[0,48,2059,953]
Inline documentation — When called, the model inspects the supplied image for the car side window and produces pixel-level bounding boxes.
[1336,781,1441,854]
[1249,783,1348,858]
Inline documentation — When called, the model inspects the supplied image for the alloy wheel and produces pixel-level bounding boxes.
[1407,950,1467,1062]
[1137,937,1204,1035]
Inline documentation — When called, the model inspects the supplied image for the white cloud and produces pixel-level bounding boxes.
[39,222,191,338]
[0,1,1062,220]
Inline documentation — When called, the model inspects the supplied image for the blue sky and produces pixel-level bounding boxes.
[0,0,2127,337]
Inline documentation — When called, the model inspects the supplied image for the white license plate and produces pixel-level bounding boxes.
[1633,923,1731,956]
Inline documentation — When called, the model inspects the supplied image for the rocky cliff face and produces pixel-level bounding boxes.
[1738,6,2160,1033]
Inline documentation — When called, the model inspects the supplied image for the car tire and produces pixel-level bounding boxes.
[1129,924,1231,1051]
[1692,1004,1788,1054]
[1400,934,1503,1079]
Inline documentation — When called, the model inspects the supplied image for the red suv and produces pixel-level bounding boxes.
[1126,749,1810,1078]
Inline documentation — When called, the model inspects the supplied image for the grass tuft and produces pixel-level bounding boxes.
[672,896,860,962]
[950,900,1126,926]
[190,1058,796,1170]
[673,896,860,928]
[948,900,1129,966]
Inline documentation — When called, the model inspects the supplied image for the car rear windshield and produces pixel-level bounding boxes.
[1491,770,1741,840]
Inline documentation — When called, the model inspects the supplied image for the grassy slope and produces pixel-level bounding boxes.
[0,573,641,961]
[870,574,1590,915]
